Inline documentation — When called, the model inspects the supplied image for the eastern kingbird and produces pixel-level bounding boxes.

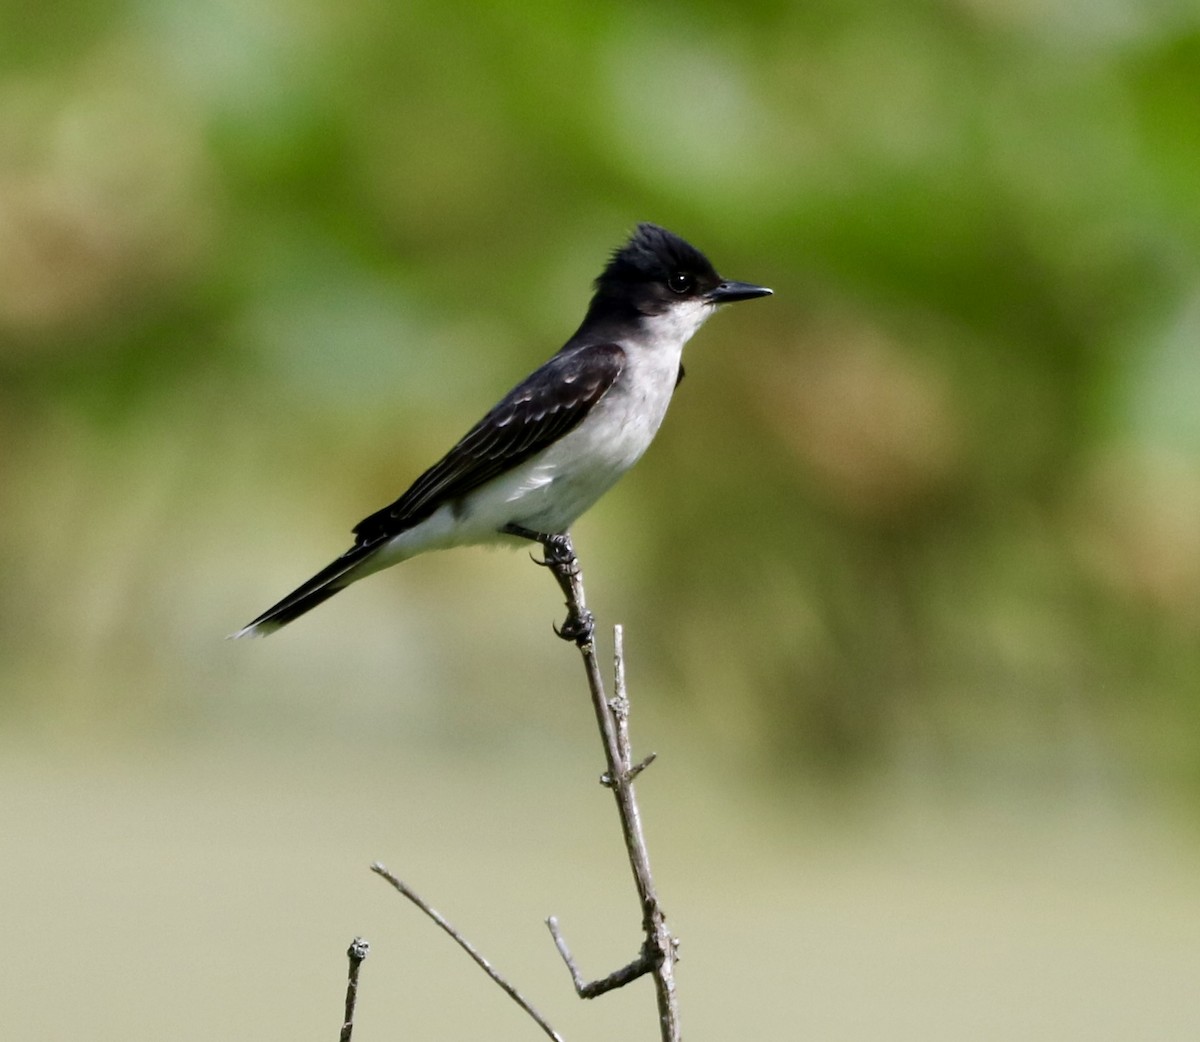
[232,223,771,639]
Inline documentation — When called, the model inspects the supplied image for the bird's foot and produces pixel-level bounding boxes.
[536,532,578,571]
[503,524,592,644]
[504,524,577,571]
[554,607,595,646]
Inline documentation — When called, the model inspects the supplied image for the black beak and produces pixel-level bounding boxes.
[706,279,773,304]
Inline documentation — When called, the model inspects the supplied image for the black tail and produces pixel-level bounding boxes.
[230,545,375,638]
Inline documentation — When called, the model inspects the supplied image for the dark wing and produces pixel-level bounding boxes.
[352,342,626,545]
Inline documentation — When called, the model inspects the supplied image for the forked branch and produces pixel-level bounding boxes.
[366,534,679,1041]
[540,536,682,1042]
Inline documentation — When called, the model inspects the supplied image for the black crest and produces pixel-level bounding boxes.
[596,223,717,288]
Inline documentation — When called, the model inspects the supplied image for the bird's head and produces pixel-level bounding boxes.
[591,223,772,332]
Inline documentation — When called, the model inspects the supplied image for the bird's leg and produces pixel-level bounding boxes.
[503,524,595,645]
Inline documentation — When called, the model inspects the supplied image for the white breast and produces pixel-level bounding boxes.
[501,299,714,532]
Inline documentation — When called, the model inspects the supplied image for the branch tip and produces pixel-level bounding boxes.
[628,752,658,780]
[339,935,369,1042]
[374,862,565,1042]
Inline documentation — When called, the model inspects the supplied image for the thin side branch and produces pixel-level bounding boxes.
[540,537,682,1042]
[339,937,369,1042]
[371,862,565,1042]
[546,915,655,998]
[611,625,633,769]
[627,752,657,782]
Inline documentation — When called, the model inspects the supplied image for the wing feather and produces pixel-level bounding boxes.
[352,343,625,544]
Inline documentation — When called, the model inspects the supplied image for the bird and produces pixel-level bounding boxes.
[232,223,771,640]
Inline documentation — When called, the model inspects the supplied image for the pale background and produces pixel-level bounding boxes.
[3,0,1200,1037]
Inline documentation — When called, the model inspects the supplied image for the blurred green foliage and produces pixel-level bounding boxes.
[2,0,1199,795]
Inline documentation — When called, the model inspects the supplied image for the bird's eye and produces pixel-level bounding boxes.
[667,272,693,295]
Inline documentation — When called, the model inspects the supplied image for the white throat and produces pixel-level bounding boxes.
[636,298,715,351]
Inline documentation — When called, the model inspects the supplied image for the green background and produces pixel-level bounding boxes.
[3,1,1200,1037]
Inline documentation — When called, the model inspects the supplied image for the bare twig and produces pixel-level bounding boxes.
[546,915,655,998]
[339,937,369,1042]
[626,752,657,782]
[540,536,682,1042]
[611,625,633,769]
[370,862,565,1042]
